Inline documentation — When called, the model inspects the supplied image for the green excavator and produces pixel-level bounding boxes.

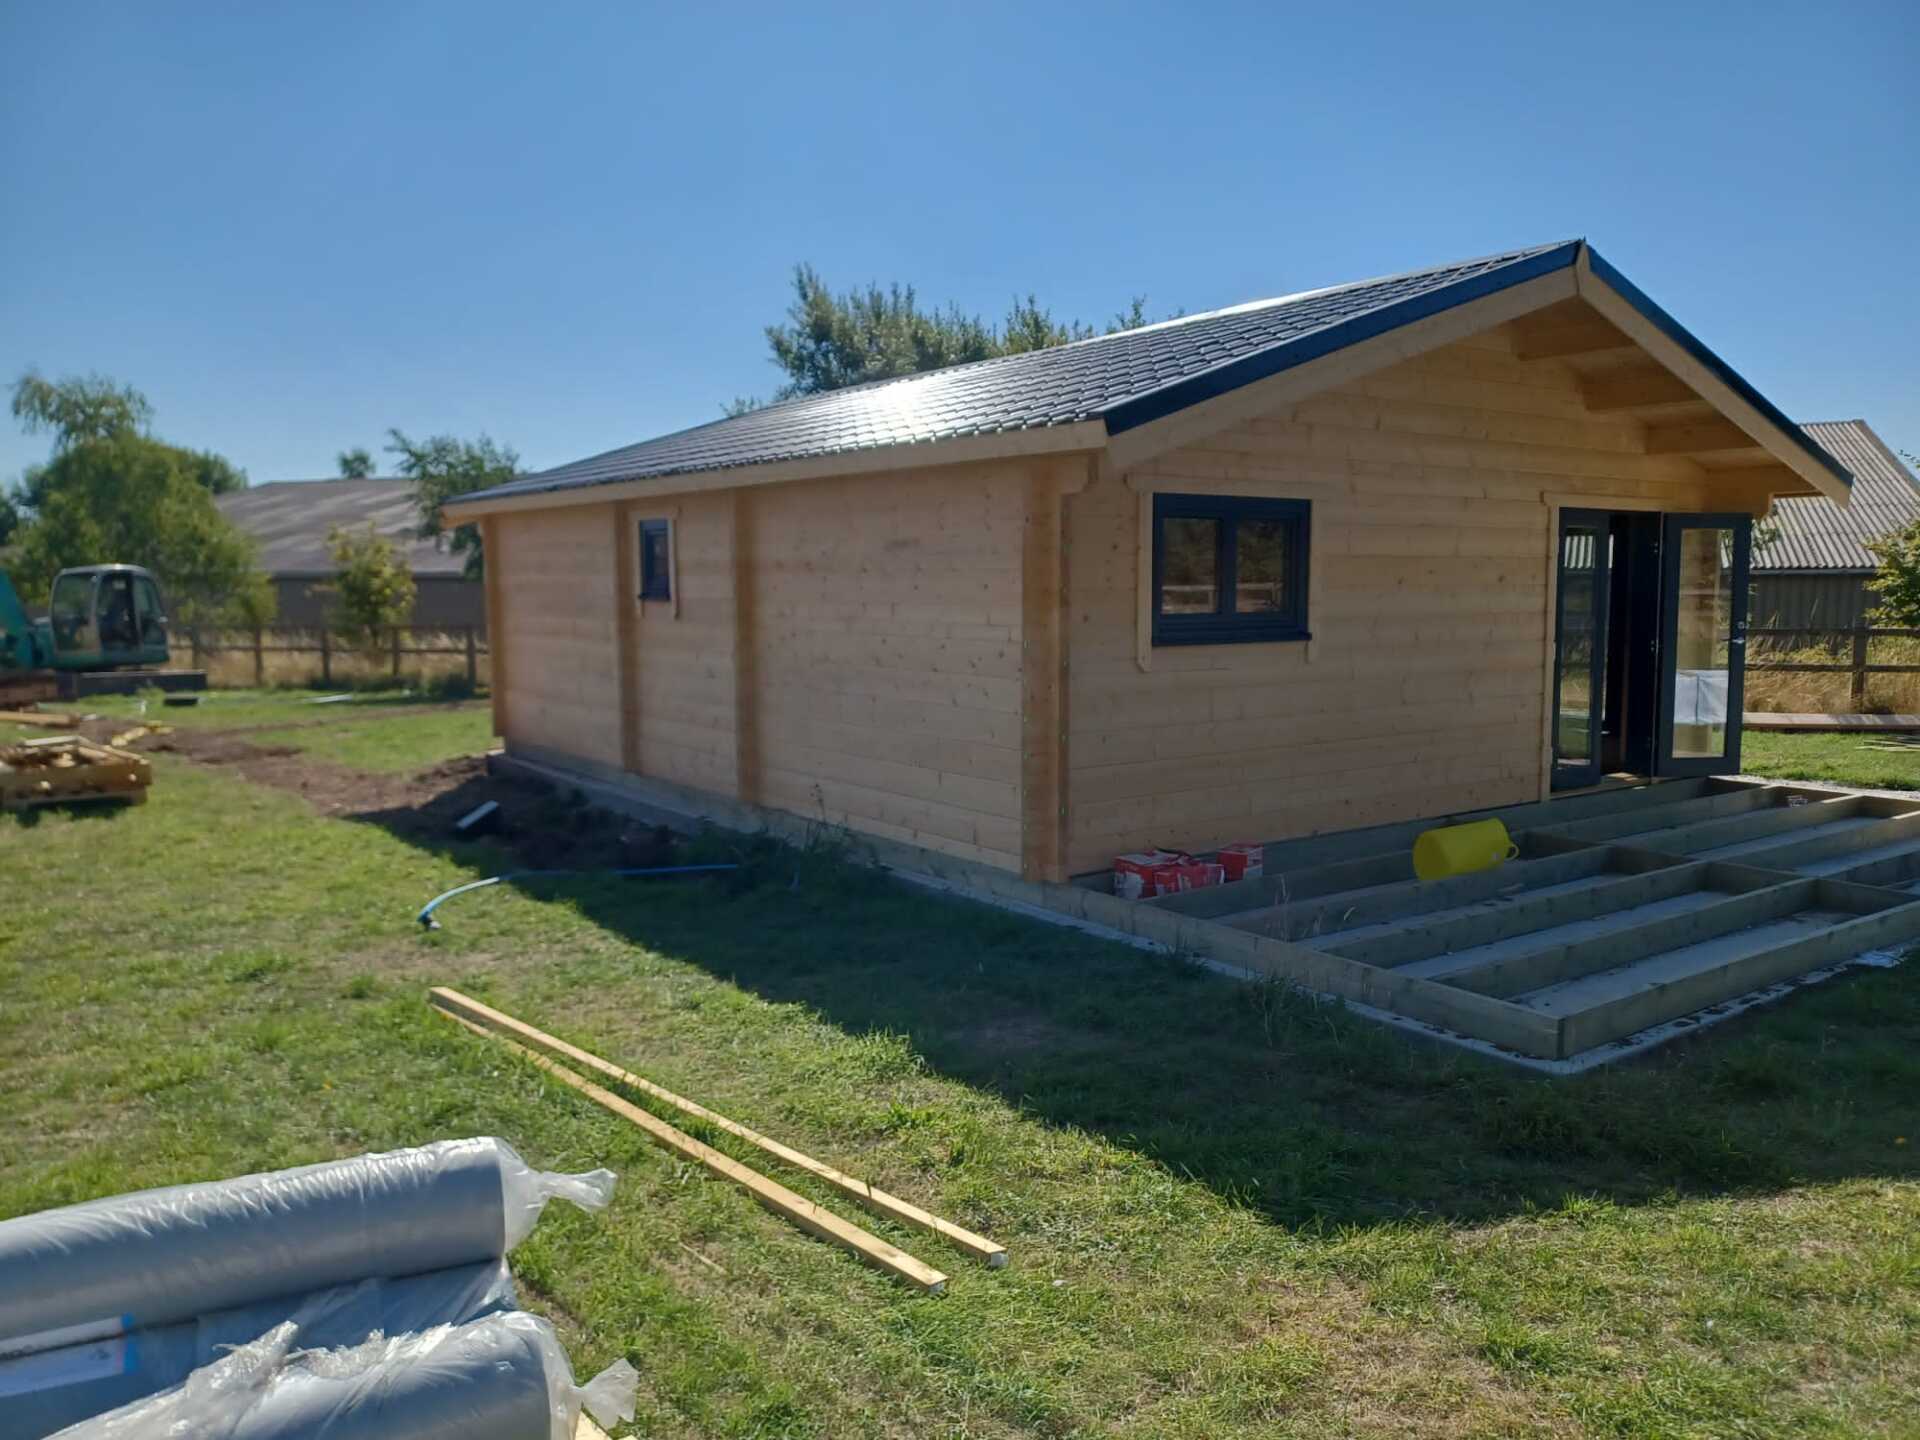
[0,564,205,705]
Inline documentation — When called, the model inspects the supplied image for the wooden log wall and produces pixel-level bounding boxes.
[741,462,1031,870]
[1063,328,1734,875]
[487,504,623,769]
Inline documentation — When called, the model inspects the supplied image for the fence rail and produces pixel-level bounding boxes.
[1747,625,1920,710]
[181,624,489,688]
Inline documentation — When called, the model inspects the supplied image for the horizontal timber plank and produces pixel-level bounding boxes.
[1555,899,1920,1054]
[1445,878,1820,1000]
[1219,848,1626,941]
[1321,860,1713,968]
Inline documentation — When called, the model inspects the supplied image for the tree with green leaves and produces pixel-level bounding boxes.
[387,428,518,579]
[337,447,375,479]
[4,372,269,624]
[743,264,1161,408]
[320,523,416,650]
[10,371,152,450]
[1866,518,1920,627]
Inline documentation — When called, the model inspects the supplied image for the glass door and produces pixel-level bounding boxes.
[1655,514,1751,776]
[1552,510,1611,790]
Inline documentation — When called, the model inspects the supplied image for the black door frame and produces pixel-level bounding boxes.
[1654,513,1752,777]
[1551,509,1613,791]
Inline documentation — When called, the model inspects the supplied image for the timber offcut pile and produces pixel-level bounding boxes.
[0,736,151,810]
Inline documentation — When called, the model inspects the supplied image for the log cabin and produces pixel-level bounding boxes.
[447,240,1852,886]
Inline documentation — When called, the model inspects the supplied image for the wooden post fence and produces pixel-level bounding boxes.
[1748,624,1920,714]
[164,625,487,689]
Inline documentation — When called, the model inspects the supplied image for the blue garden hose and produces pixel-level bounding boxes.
[416,864,738,930]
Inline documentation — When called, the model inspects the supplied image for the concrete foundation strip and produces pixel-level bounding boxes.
[432,987,1005,1268]
[431,1000,952,1295]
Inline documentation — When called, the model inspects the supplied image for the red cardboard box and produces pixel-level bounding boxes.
[1158,861,1225,893]
[1114,849,1182,900]
[1217,843,1264,883]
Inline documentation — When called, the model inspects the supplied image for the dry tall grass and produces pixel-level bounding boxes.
[1746,633,1920,714]
[169,628,490,691]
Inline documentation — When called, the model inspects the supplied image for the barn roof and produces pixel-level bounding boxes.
[216,478,468,579]
[459,239,1851,506]
[1756,421,1920,573]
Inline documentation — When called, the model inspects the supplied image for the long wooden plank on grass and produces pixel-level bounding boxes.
[432,986,1005,1267]
[0,709,81,728]
[435,1008,950,1294]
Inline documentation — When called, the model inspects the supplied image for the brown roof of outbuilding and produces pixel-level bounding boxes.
[216,478,468,579]
[1755,421,1920,573]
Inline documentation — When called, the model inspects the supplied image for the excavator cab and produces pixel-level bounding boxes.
[44,566,173,670]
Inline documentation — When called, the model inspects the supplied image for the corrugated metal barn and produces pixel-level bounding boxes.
[217,479,486,629]
[1752,420,1920,629]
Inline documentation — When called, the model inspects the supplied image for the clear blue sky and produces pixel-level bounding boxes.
[2,1,1915,487]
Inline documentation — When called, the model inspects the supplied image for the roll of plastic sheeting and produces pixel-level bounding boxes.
[0,1138,615,1348]
[55,1311,639,1440]
[6,1260,517,1440]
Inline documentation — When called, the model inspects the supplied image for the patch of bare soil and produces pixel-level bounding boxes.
[123,722,674,871]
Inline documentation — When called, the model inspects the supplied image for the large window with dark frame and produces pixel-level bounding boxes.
[1151,493,1310,646]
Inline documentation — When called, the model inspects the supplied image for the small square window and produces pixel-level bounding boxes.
[639,519,671,601]
[1151,494,1309,646]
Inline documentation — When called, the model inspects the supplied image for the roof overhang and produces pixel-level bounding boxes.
[446,419,1108,520]
[447,241,1850,521]
[1573,248,1851,504]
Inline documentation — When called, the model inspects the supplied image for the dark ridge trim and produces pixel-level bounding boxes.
[1100,240,1583,436]
[1583,246,1851,488]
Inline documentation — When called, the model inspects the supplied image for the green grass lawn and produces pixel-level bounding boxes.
[241,707,496,772]
[1744,730,1920,791]
[3,707,1917,1437]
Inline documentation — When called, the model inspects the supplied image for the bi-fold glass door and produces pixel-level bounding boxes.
[1551,509,1752,788]
[1655,514,1751,777]
[1551,510,1612,790]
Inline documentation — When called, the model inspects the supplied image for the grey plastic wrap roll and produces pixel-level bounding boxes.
[53,1310,639,1440]
[0,1138,614,1350]
[4,1259,517,1440]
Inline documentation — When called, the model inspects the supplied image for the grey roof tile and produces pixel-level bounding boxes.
[464,239,1854,506]
[470,243,1584,501]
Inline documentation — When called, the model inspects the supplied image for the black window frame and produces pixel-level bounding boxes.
[1151,493,1311,646]
[638,518,671,601]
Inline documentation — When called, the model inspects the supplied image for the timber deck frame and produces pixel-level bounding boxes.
[489,749,1920,1067]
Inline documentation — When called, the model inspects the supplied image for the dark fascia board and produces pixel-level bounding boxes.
[1583,246,1851,490]
[1100,240,1584,435]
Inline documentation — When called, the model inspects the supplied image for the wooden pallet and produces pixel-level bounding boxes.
[0,736,152,811]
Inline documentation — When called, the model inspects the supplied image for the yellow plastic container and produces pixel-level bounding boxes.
[1412,818,1519,882]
